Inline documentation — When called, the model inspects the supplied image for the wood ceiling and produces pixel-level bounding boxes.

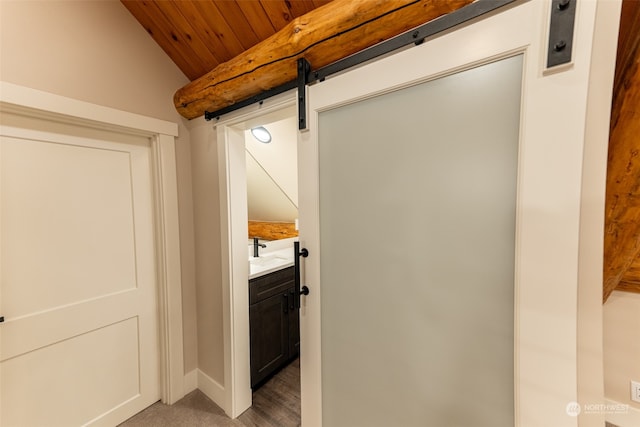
[122,0,640,301]
[604,0,640,300]
[121,0,332,81]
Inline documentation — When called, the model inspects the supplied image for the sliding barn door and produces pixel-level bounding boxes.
[0,113,160,426]
[298,1,619,426]
[321,54,521,426]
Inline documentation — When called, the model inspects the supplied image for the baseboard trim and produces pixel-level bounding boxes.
[183,369,198,395]
[605,399,640,427]
[197,369,226,411]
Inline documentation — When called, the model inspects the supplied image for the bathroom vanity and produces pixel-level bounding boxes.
[249,259,299,388]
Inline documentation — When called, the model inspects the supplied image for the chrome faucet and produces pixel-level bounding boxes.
[252,237,266,257]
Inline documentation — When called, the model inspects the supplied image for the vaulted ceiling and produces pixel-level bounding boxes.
[121,0,332,81]
[122,0,640,301]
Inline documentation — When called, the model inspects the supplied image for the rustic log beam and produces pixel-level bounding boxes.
[603,0,640,302]
[173,0,473,119]
[248,221,298,241]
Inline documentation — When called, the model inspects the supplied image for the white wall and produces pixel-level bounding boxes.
[245,115,298,221]
[604,291,640,413]
[189,120,225,385]
[0,0,198,374]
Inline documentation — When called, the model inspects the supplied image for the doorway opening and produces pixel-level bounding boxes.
[216,93,300,420]
[246,111,300,395]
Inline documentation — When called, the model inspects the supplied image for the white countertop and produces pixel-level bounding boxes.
[248,244,296,279]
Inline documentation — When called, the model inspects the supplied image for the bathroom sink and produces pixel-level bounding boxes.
[250,254,289,267]
[249,250,294,278]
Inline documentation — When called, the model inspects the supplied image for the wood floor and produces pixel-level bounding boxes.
[119,358,300,427]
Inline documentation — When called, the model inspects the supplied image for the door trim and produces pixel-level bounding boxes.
[214,91,296,417]
[0,81,186,405]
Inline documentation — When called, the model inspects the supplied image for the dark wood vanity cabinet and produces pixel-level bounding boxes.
[249,266,299,388]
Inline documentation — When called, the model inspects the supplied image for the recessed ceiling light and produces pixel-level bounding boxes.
[251,126,271,143]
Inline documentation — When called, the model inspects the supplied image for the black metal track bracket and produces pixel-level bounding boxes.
[204,79,297,122]
[547,0,577,68]
[297,58,311,130]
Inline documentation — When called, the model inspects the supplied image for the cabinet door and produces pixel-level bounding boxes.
[250,292,289,387]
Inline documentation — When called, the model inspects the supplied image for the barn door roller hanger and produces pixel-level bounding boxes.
[547,0,577,68]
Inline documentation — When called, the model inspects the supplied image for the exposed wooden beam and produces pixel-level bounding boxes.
[248,221,298,241]
[173,0,473,119]
[603,0,640,302]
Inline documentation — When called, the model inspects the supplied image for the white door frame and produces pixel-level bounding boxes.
[215,91,297,417]
[0,81,186,405]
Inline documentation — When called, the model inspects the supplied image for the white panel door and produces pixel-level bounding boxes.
[298,1,619,426]
[0,113,160,426]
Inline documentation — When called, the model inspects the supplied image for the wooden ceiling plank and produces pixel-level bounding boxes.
[122,0,328,81]
[603,4,640,301]
[613,0,640,102]
[286,0,316,18]
[616,281,640,294]
[259,0,297,31]
[621,258,640,284]
[192,0,247,61]
[235,0,277,40]
[121,0,201,80]
[154,1,222,77]
[172,0,237,67]
[211,0,261,50]
[174,0,473,119]
[311,0,334,7]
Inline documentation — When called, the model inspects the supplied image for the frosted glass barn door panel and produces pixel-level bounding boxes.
[316,55,522,427]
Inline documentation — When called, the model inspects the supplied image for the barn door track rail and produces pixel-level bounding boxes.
[205,0,576,129]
